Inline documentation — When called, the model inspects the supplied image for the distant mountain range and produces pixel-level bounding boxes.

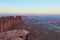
[0,14,33,16]
[0,14,16,16]
[0,14,60,18]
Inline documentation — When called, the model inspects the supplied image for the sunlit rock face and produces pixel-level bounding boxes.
[0,16,31,32]
[0,30,29,40]
[11,37,24,40]
[0,16,31,40]
[1,16,60,40]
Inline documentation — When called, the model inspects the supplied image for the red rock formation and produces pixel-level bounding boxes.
[0,16,31,32]
[0,16,31,40]
[21,16,28,20]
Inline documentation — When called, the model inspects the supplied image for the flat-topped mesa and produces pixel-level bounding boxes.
[0,16,21,22]
[14,16,22,23]
[16,16,21,21]
[0,16,28,23]
[0,16,31,32]
[0,16,15,31]
[0,16,14,23]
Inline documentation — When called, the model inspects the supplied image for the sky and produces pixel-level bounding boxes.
[0,0,60,15]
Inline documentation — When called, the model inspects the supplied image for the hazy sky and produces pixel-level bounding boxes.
[0,0,60,14]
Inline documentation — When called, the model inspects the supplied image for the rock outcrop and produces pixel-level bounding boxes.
[0,30,29,40]
[0,16,31,40]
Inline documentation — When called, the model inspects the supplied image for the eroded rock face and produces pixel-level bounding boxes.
[0,30,29,40]
[0,16,31,32]
[0,16,32,40]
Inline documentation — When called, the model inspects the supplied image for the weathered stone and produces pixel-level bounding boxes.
[0,30,29,40]
[0,16,31,40]
[11,37,24,40]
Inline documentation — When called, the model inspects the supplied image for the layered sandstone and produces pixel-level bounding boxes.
[0,16,31,40]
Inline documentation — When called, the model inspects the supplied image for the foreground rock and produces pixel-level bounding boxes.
[0,30,29,40]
